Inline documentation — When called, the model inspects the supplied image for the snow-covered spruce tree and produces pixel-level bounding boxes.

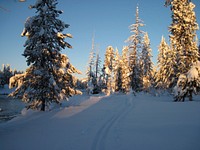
[104,46,115,95]
[99,64,107,92]
[141,32,153,91]
[86,37,101,94]
[86,37,95,80]
[93,51,102,94]
[169,0,199,81]
[126,6,145,92]
[9,0,81,111]
[113,48,122,92]
[95,52,101,80]
[86,36,96,94]
[121,46,131,93]
[156,36,176,90]
[156,36,168,89]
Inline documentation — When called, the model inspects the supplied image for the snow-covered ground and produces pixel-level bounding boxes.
[0,85,15,95]
[0,93,200,150]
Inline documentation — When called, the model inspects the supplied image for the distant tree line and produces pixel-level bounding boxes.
[0,64,23,88]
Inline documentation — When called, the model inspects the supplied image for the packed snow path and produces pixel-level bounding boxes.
[0,94,200,150]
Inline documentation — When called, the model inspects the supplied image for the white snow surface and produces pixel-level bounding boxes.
[0,93,200,150]
[0,85,15,95]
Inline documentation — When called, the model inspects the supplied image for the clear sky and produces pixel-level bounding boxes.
[0,0,200,78]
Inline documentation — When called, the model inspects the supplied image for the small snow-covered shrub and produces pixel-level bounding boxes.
[9,73,25,89]
[174,61,200,101]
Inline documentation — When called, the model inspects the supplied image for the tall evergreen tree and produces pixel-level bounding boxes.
[86,36,102,94]
[93,50,102,94]
[156,36,168,89]
[169,0,199,80]
[104,46,115,95]
[113,48,122,92]
[9,0,81,111]
[141,32,153,91]
[121,46,130,93]
[99,64,107,92]
[156,36,176,89]
[95,51,101,80]
[86,35,96,94]
[126,6,145,92]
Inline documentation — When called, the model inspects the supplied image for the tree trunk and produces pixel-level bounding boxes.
[189,90,193,101]
[41,99,45,111]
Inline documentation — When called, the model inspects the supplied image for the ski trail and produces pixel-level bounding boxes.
[91,95,134,150]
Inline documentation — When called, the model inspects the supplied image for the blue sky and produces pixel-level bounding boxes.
[0,0,200,78]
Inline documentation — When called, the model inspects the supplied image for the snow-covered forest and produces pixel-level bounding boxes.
[0,0,200,150]
[85,0,200,102]
[0,0,199,107]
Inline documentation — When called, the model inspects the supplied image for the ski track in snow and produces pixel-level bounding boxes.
[91,94,134,150]
[1,93,200,150]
